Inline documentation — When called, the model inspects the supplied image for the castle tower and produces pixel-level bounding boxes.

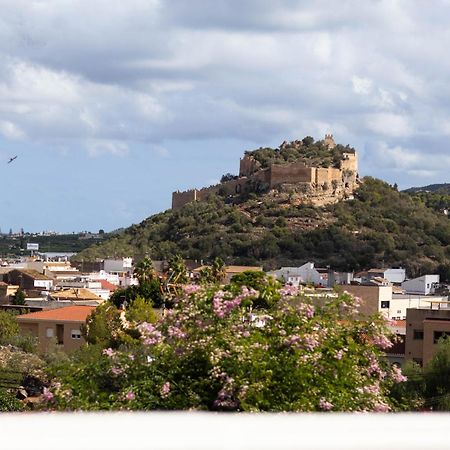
[324,134,336,149]
[239,154,261,177]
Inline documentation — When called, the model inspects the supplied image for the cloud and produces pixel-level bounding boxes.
[0,0,447,181]
[0,120,25,140]
[86,139,129,157]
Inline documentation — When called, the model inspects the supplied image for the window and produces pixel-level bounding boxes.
[46,328,54,338]
[71,330,81,339]
[413,330,424,340]
[434,331,450,344]
[56,324,64,345]
[381,301,390,309]
[397,310,402,314]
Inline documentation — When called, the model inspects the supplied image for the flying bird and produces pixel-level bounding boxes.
[7,156,17,164]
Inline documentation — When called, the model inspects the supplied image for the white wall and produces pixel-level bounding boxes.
[402,275,440,295]
[384,268,406,284]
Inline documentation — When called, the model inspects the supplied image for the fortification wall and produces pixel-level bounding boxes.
[172,144,358,210]
[269,162,314,188]
[172,189,198,210]
[315,167,341,186]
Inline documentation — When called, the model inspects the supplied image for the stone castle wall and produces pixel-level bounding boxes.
[269,162,314,187]
[172,142,358,210]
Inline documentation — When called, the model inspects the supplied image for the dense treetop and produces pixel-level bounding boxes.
[244,136,356,169]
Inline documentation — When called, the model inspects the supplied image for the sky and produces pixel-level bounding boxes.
[0,0,449,232]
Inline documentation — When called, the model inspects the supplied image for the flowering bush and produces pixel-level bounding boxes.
[46,285,405,411]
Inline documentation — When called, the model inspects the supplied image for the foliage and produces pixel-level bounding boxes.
[228,271,282,309]
[82,297,158,349]
[46,285,405,412]
[167,254,188,285]
[0,388,24,412]
[198,257,226,284]
[74,178,450,277]
[82,303,124,348]
[0,311,19,343]
[220,173,238,183]
[423,338,450,410]
[110,279,164,309]
[11,288,26,305]
[125,296,157,324]
[133,257,156,285]
[244,136,356,170]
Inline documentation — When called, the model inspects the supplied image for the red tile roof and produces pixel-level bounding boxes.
[97,279,119,292]
[16,305,96,322]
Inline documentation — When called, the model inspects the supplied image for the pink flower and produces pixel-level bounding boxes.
[111,367,124,376]
[183,284,201,295]
[102,347,115,357]
[303,333,320,351]
[168,326,187,339]
[160,382,171,398]
[280,285,299,296]
[138,322,163,345]
[335,350,344,360]
[391,365,407,383]
[319,398,333,411]
[125,391,135,401]
[372,334,393,350]
[42,387,53,401]
[373,401,390,412]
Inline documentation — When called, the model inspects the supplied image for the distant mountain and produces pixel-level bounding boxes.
[404,183,450,194]
[73,177,450,281]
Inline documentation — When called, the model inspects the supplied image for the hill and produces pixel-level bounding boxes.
[404,183,450,194]
[404,184,450,216]
[73,177,450,280]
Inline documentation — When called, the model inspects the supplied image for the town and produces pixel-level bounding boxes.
[0,247,449,409]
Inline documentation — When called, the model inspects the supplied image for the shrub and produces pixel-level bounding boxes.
[46,285,405,412]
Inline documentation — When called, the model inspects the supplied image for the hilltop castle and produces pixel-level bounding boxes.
[172,135,358,210]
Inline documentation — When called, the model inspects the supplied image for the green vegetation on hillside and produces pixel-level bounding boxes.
[0,233,105,257]
[73,178,450,280]
[404,185,450,216]
[245,136,356,169]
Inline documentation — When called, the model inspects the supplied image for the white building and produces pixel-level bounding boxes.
[366,268,406,284]
[402,275,440,295]
[268,263,327,287]
[345,284,448,320]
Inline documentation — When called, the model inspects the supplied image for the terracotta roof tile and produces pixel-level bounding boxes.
[16,305,96,322]
[97,280,119,292]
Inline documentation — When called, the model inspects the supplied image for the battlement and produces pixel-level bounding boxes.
[324,134,336,149]
[172,135,358,210]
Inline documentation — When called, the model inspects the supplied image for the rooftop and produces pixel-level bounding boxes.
[16,305,96,322]
[50,288,103,301]
[10,269,51,280]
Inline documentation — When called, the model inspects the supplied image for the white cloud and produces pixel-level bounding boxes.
[366,114,412,137]
[0,120,25,139]
[352,76,373,95]
[86,139,129,157]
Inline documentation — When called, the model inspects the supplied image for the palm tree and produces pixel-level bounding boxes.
[211,257,226,283]
[167,255,188,285]
[133,257,156,286]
